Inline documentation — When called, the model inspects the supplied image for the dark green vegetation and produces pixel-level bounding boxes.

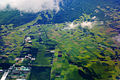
[0,10,38,26]
[0,0,120,80]
[29,67,51,80]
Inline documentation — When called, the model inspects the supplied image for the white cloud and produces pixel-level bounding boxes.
[63,22,79,30]
[68,22,79,29]
[114,34,120,42]
[81,22,94,29]
[0,0,62,13]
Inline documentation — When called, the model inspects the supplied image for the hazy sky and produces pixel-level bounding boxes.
[0,0,62,13]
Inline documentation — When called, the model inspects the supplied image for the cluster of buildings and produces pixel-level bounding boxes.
[25,54,35,61]
[15,54,35,64]
[7,66,31,80]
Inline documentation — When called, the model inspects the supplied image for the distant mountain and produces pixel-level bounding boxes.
[0,0,119,26]
[0,10,38,26]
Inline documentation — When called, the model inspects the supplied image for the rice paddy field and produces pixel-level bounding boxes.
[0,0,120,80]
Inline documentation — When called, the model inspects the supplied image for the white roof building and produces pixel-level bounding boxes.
[25,37,31,41]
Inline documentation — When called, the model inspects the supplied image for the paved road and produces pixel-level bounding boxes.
[0,64,15,80]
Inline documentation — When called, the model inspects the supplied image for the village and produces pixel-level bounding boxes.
[0,31,61,80]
